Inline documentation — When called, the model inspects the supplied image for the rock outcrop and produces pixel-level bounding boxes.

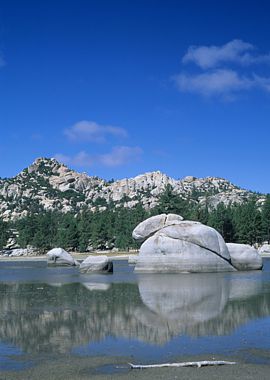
[133,214,263,273]
[0,157,264,221]
[79,255,113,273]
[226,243,263,270]
[46,248,79,266]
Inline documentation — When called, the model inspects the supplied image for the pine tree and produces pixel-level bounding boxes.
[233,199,262,245]
[157,184,189,217]
[16,215,37,248]
[262,194,270,243]
[0,219,8,249]
[78,210,93,251]
[207,203,235,242]
[56,213,79,250]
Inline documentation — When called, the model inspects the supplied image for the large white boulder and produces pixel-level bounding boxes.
[226,243,263,270]
[136,236,234,273]
[80,255,113,273]
[134,216,235,273]
[132,213,184,242]
[258,244,270,256]
[46,248,79,266]
[156,222,230,260]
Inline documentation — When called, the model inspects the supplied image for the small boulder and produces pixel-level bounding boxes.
[80,255,113,273]
[128,255,138,264]
[227,243,263,271]
[8,247,37,257]
[9,248,28,257]
[47,248,79,266]
[258,244,270,256]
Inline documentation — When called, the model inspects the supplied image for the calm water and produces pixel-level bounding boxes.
[0,258,270,374]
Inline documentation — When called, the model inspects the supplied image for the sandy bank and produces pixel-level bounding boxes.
[0,251,137,262]
[1,353,269,380]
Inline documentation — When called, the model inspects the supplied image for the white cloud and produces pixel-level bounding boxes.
[55,151,94,167]
[174,40,270,98]
[174,69,253,97]
[55,146,142,168]
[99,146,143,167]
[64,120,128,143]
[174,69,270,97]
[182,39,270,69]
[253,74,270,92]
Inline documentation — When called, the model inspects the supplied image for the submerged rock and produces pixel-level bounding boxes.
[46,248,79,266]
[226,243,263,271]
[80,255,113,273]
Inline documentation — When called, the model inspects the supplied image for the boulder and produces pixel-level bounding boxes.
[128,255,138,264]
[132,213,184,242]
[46,248,79,266]
[9,248,28,257]
[8,247,37,257]
[80,255,113,273]
[226,243,263,270]
[258,244,270,256]
[134,215,236,273]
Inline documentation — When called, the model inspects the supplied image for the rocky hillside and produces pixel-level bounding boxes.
[0,157,263,221]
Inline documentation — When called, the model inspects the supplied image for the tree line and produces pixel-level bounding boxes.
[0,185,270,252]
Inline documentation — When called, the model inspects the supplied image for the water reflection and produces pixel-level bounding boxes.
[0,263,269,354]
[135,273,264,342]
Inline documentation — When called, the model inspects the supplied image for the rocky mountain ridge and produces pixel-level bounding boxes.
[0,157,263,221]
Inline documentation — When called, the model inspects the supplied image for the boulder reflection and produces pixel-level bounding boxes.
[135,273,264,341]
[138,274,229,323]
[0,271,269,354]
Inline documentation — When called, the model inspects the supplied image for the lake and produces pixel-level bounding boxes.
[0,258,270,378]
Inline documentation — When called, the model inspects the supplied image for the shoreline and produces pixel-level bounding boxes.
[1,251,270,262]
[1,353,270,380]
[0,251,135,262]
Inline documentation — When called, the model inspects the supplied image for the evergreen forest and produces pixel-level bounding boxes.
[0,185,270,252]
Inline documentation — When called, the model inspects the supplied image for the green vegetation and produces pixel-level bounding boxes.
[7,203,148,252]
[1,184,270,252]
[0,219,8,249]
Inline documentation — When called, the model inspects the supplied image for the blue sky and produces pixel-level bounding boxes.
[1,0,270,192]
